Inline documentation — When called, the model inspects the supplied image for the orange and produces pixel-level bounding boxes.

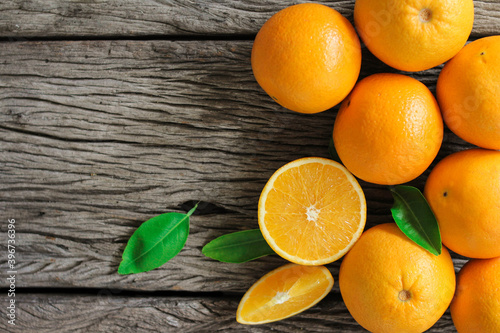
[333,73,443,185]
[437,36,500,150]
[354,0,474,72]
[251,3,361,114]
[339,223,456,333]
[451,257,500,333]
[236,263,333,325]
[424,148,500,259]
[258,157,366,265]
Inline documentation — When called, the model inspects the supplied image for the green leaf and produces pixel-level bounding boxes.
[389,185,442,256]
[328,137,342,164]
[202,229,275,263]
[118,205,197,274]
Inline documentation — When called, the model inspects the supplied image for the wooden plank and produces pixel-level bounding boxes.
[0,293,457,332]
[0,40,472,292]
[0,0,499,38]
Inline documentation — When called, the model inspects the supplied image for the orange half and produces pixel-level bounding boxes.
[236,263,334,325]
[258,157,366,265]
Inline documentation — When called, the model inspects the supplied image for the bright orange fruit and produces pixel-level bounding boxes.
[437,36,500,150]
[424,148,500,259]
[251,3,361,113]
[354,0,474,71]
[258,157,366,265]
[237,263,334,325]
[339,223,456,333]
[333,73,443,185]
[451,257,500,333]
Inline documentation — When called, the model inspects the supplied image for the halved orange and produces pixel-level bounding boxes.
[236,263,334,325]
[258,157,366,265]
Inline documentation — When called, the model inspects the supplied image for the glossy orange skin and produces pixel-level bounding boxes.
[437,36,500,150]
[339,223,456,333]
[424,149,500,259]
[451,257,500,333]
[333,73,443,185]
[251,3,361,114]
[354,0,474,71]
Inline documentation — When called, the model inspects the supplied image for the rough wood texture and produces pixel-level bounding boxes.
[0,0,499,38]
[1,0,495,330]
[0,40,472,293]
[0,293,456,333]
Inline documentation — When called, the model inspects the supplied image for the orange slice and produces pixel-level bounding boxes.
[258,157,366,265]
[236,263,334,324]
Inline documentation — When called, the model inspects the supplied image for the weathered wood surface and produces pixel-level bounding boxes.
[1,0,499,38]
[1,0,496,331]
[0,293,456,333]
[0,40,472,293]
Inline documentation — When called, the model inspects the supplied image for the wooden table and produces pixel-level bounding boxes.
[1,1,498,332]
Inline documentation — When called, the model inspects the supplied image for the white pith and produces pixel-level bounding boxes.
[236,263,334,325]
[258,157,367,266]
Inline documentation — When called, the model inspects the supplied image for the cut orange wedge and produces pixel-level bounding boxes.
[236,263,334,325]
[258,157,366,265]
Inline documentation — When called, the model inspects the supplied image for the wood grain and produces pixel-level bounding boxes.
[0,0,499,38]
[0,293,457,333]
[0,40,472,293]
[1,1,491,329]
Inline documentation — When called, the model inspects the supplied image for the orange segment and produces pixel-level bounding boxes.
[258,157,366,265]
[236,263,334,325]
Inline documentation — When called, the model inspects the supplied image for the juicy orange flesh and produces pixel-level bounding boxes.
[263,163,362,261]
[238,265,332,323]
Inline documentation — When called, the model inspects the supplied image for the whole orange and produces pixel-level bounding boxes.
[251,3,361,114]
[424,148,500,259]
[451,257,500,333]
[437,36,500,150]
[339,223,456,333]
[333,73,443,185]
[354,0,474,72]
